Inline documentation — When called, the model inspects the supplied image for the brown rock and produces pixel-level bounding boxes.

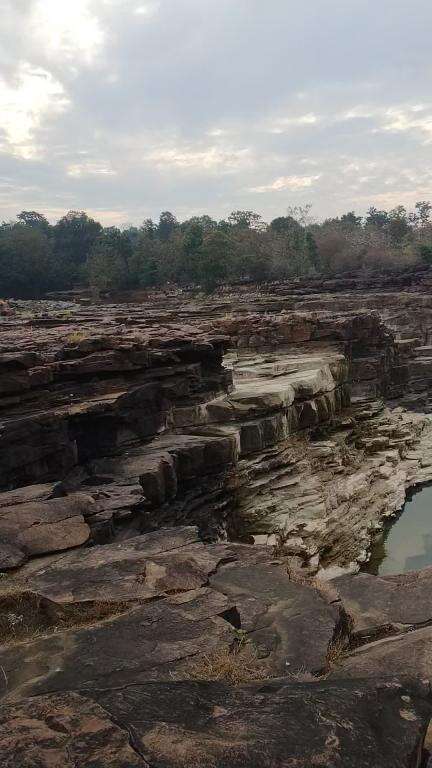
[0,692,145,767]
[0,494,92,555]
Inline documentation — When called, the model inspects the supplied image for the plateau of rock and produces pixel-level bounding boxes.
[3,269,432,766]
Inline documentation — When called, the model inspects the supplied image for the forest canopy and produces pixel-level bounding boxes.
[1,203,432,298]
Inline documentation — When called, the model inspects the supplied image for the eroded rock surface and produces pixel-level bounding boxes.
[2,679,429,768]
[0,692,146,768]
[3,284,432,764]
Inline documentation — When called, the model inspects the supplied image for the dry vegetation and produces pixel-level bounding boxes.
[180,639,270,685]
[65,330,88,344]
[0,583,132,646]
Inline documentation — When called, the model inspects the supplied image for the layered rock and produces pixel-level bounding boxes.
[1,301,432,569]
[4,292,432,764]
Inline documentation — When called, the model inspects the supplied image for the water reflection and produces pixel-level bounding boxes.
[363,484,432,576]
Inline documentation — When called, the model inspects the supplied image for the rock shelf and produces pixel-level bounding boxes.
[3,284,432,765]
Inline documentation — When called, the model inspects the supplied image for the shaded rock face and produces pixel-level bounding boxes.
[1,680,430,768]
[96,678,432,768]
[2,295,432,569]
[0,692,146,768]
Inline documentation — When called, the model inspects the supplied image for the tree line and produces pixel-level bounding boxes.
[1,203,432,298]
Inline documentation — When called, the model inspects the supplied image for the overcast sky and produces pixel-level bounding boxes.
[1,0,432,226]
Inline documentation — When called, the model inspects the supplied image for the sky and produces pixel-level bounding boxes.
[1,0,432,226]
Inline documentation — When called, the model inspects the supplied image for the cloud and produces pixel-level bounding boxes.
[0,62,69,159]
[67,161,117,177]
[144,143,252,172]
[133,2,160,17]
[250,175,322,193]
[267,113,320,134]
[30,0,105,65]
[377,106,432,142]
[1,0,432,223]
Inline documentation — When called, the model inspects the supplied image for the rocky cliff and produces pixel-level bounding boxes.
[3,285,432,765]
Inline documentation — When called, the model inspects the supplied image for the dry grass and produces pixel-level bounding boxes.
[310,578,340,604]
[325,636,348,671]
[65,330,88,344]
[272,528,292,558]
[0,588,132,646]
[182,641,270,685]
[287,667,321,683]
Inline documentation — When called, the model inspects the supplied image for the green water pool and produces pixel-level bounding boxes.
[363,484,432,576]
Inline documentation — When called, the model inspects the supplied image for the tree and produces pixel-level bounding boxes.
[270,216,303,239]
[86,227,133,291]
[142,218,157,239]
[199,231,231,291]
[415,201,432,227]
[228,210,265,231]
[305,232,320,271]
[388,206,410,244]
[286,204,314,226]
[157,211,178,241]
[87,242,129,291]
[365,207,389,229]
[129,230,161,287]
[340,211,362,227]
[0,224,57,298]
[99,227,133,264]
[17,211,51,235]
[181,215,217,233]
[269,216,311,276]
[53,211,102,266]
[178,221,204,282]
[420,244,432,265]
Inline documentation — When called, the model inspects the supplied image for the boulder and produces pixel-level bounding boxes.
[0,494,92,556]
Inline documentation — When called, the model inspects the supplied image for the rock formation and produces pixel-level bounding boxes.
[3,279,432,764]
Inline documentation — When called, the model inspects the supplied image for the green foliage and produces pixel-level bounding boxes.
[17,211,51,234]
[199,230,230,292]
[53,210,102,267]
[0,201,431,299]
[87,247,128,291]
[420,244,432,265]
[306,232,320,270]
[157,211,178,241]
[0,224,58,298]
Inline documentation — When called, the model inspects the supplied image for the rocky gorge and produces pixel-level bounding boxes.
[3,273,432,765]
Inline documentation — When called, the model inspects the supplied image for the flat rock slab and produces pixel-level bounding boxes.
[0,692,146,767]
[13,526,224,603]
[0,589,235,701]
[334,568,432,636]
[95,678,432,768]
[3,680,429,768]
[331,626,432,681]
[210,560,343,675]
